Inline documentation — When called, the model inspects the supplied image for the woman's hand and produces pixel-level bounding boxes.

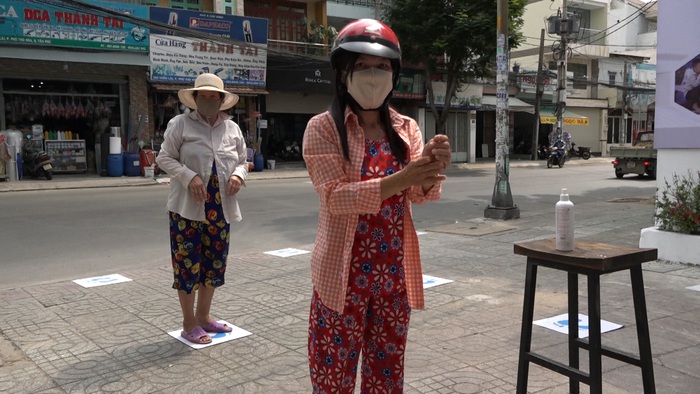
[403,156,446,186]
[380,157,444,200]
[422,134,451,170]
[188,175,207,204]
[226,175,244,195]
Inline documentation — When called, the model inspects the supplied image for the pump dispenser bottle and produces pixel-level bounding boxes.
[555,188,575,251]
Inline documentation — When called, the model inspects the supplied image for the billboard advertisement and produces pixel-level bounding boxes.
[0,0,149,52]
[656,0,700,148]
[149,7,267,87]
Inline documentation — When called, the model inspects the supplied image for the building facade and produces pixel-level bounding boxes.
[512,0,657,156]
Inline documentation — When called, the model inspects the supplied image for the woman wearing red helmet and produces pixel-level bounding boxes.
[303,18,451,392]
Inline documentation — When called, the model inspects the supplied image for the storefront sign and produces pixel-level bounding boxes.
[540,116,589,126]
[518,70,573,95]
[394,71,425,100]
[430,81,483,109]
[266,55,332,94]
[149,7,267,87]
[0,0,149,52]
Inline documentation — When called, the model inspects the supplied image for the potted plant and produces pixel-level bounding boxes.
[640,170,700,264]
[654,171,700,235]
[512,62,521,73]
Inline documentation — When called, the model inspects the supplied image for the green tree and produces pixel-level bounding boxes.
[384,0,526,134]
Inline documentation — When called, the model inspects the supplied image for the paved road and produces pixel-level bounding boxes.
[0,159,655,289]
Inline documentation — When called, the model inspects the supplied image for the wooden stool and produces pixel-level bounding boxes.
[514,238,657,394]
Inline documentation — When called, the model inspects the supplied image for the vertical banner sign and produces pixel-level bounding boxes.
[149,7,267,87]
[656,1,700,148]
[0,0,149,52]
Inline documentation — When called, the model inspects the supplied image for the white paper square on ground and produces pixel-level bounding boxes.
[168,320,252,349]
[686,284,700,292]
[73,274,132,288]
[264,248,310,258]
[422,274,454,289]
[533,313,623,339]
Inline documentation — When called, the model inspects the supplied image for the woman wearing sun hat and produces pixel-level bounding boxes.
[156,73,248,345]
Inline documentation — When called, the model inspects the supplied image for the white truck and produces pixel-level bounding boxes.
[610,130,657,179]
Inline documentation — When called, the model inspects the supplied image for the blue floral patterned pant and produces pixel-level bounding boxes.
[169,162,230,294]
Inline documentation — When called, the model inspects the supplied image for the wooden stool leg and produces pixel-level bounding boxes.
[587,274,603,394]
[568,272,580,394]
[630,265,656,393]
[517,261,538,394]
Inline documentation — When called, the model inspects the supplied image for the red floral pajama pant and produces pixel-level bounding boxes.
[309,223,410,393]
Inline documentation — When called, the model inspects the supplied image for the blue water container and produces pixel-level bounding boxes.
[254,154,264,172]
[107,153,124,177]
[16,152,22,180]
[123,152,141,176]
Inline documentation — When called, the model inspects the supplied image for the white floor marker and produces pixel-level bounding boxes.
[264,248,310,257]
[686,284,700,291]
[169,320,252,349]
[416,230,427,235]
[423,274,453,289]
[73,274,132,288]
[534,313,623,339]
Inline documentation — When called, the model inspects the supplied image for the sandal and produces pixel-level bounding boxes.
[181,326,211,344]
[201,320,233,333]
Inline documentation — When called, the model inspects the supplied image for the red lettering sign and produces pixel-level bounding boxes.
[24,9,50,22]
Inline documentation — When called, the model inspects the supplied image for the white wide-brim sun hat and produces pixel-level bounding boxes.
[178,73,239,111]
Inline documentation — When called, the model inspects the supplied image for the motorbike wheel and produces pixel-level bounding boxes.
[615,169,624,179]
[41,168,53,180]
[582,151,591,160]
[547,158,553,168]
[558,159,565,168]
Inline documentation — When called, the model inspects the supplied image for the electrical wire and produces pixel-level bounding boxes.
[568,1,656,50]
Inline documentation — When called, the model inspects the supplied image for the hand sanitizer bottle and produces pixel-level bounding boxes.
[556,188,575,251]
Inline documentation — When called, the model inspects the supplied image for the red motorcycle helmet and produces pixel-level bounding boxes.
[330,19,402,78]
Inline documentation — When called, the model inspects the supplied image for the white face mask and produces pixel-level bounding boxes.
[346,67,394,110]
[195,97,221,119]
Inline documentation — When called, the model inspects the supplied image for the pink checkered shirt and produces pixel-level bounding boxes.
[302,107,442,312]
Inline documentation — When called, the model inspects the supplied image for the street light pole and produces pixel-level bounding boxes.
[485,0,520,220]
[555,0,568,141]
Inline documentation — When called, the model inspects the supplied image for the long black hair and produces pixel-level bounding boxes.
[329,49,406,164]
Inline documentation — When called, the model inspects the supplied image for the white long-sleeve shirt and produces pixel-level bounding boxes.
[156,111,248,223]
[681,67,700,94]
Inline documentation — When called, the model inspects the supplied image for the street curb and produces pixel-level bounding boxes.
[0,157,612,193]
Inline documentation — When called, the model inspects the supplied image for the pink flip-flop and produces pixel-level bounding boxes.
[181,326,212,344]
[201,320,233,333]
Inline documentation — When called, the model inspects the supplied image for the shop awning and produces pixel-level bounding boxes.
[149,83,268,96]
[540,110,589,126]
[480,96,535,113]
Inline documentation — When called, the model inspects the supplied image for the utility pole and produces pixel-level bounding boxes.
[485,0,520,220]
[555,0,568,143]
[531,28,546,160]
[621,61,628,144]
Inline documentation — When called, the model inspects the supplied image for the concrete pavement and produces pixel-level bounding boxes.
[2,157,700,393]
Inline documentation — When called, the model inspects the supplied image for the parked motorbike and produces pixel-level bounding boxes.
[546,140,567,168]
[568,142,591,160]
[22,135,53,180]
[537,144,548,160]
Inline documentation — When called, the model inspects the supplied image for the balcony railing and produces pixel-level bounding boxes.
[573,28,604,45]
[268,39,331,57]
